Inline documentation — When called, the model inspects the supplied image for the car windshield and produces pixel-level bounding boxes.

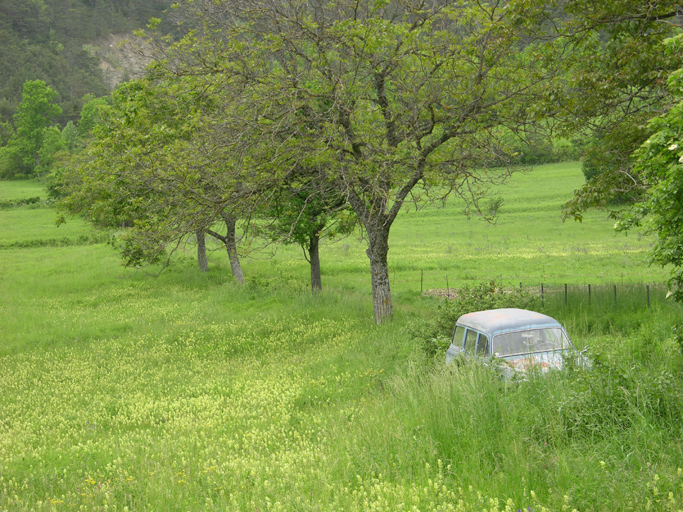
[492,328,572,357]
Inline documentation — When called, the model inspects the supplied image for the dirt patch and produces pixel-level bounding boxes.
[423,286,542,299]
[423,288,460,299]
[91,33,156,90]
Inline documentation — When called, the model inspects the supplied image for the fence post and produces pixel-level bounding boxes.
[446,275,450,299]
[541,284,544,307]
[565,284,568,305]
[588,284,591,303]
[614,285,617,305]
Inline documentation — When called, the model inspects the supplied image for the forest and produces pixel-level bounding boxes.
[0,0,172,126]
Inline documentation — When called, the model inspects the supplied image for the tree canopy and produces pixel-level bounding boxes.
[552,1,683,297]
[48,0,683,319]
[557,0,683,217]
[143,0,555,322]
[57,76,251,282]
[0,80,62,178]
[612,34,683,299]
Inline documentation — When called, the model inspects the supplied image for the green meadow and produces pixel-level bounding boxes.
[1,162,682,511]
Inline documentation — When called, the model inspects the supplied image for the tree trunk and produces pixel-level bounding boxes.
[222,213,245,285]
[308,231,322,294]
[196,230,208,272]
[366,227,393,324]
[345,188,397,324]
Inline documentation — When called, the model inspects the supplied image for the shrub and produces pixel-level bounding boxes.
[0,196,42,209]
[408,281,536,358]
[0,233,110,249]
[558,349,683,440]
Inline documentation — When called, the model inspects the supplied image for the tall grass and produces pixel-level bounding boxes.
[337,327,683,511]
[539,283,683,343]
[394,280,683,510]
[1,164,683,510]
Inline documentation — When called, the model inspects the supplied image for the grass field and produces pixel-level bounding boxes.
[283,161,667,292]
[1,162,682,511]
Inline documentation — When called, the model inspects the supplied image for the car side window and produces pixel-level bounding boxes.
[464,329,477,353]
[453,325,466,348]
[476,334,490,355]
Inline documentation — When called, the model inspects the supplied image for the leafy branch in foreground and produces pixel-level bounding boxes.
[558,0,683,220]
[616,34,683,300]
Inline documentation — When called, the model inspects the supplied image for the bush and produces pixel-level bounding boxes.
[407,281,536,359]
[0,196,42,209]
[518,138,581,165]
[558,349,683,440]
[0,233,110,249]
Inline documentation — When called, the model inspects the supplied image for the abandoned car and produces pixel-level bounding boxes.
[446,308,585,372]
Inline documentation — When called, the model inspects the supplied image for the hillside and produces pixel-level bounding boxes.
[0,0,173,125]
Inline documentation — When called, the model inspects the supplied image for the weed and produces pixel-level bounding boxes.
[408,281,535,358]
[0,196,42,209]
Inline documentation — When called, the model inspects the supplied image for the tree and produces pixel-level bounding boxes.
[549,3,683,298]
[61,121,79,153]
[44,98,106,200]
[614,34,683,299]
[195,230,209,272]
[261,172,355,294]
[37,125,66,174]
[0,80,62,178]
[204,212,245,284]
[555,0,683,218]
[158,0,551,323]
[0,122,12,146]
[78,94,109,138]
[58,78,249,282]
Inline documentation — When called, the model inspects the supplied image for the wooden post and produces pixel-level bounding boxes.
[446,275,450,299]
[565,284,568,305]
[588,284,591,303]
[541,283,544,306]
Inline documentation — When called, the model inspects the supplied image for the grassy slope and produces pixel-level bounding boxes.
[0,164,682,511]
[248,162,668,297]
[0,180,45,200]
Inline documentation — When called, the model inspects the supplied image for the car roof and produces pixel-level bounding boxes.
[456,308,563,336]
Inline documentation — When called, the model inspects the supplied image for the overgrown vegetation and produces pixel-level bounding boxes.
[362,329,683,511]
[2,0,683,508]
[2,166,682,510]
[0,196,41,209]
[408,281,535,358]
[0,232,109,249]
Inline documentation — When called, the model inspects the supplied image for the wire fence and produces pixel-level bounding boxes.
[533,282,669,310]
[412,269,671,310]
